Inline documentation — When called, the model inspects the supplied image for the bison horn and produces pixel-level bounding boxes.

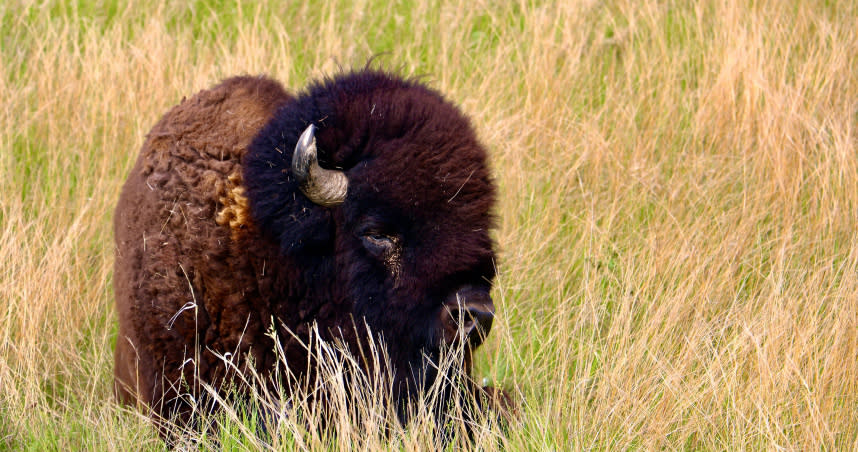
[291,124,348,207]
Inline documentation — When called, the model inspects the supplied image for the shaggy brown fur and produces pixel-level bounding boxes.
[114,76,291,415]
[114,70,507,428]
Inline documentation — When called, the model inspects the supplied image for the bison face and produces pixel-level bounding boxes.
[315,119,497,391]
[244,70,497,401]
[340,182,497,350]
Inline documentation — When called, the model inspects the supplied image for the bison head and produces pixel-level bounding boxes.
[243,69,497,405]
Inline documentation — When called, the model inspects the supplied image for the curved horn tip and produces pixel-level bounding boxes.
[292,124,317,181]
[298,124,316,149]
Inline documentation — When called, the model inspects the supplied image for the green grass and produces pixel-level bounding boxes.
[2,0,858,449]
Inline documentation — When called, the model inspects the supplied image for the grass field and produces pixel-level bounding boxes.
[2,0,857,449]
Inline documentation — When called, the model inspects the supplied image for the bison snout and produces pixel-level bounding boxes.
[443,287,495,347]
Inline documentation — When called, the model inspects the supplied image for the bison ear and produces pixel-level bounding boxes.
[292,124,348,207]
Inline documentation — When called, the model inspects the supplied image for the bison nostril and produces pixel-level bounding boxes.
[450,309,474,329]
[465,305,494,339]
[449,304,494,345]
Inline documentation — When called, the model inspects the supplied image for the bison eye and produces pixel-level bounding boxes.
[361,232,395,257]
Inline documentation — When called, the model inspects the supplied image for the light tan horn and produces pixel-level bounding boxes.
[291,124,348,207]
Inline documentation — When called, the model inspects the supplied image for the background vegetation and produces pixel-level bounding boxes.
[1,0,856,449]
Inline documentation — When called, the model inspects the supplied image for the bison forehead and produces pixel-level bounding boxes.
[346,149,494,220]
[345,144,494,242]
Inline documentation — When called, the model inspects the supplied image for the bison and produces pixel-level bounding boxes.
[113,69,504,429]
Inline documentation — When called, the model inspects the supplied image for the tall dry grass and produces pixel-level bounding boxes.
[1,0,856,449]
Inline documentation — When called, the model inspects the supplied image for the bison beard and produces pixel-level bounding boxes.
[113,69,504,433]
